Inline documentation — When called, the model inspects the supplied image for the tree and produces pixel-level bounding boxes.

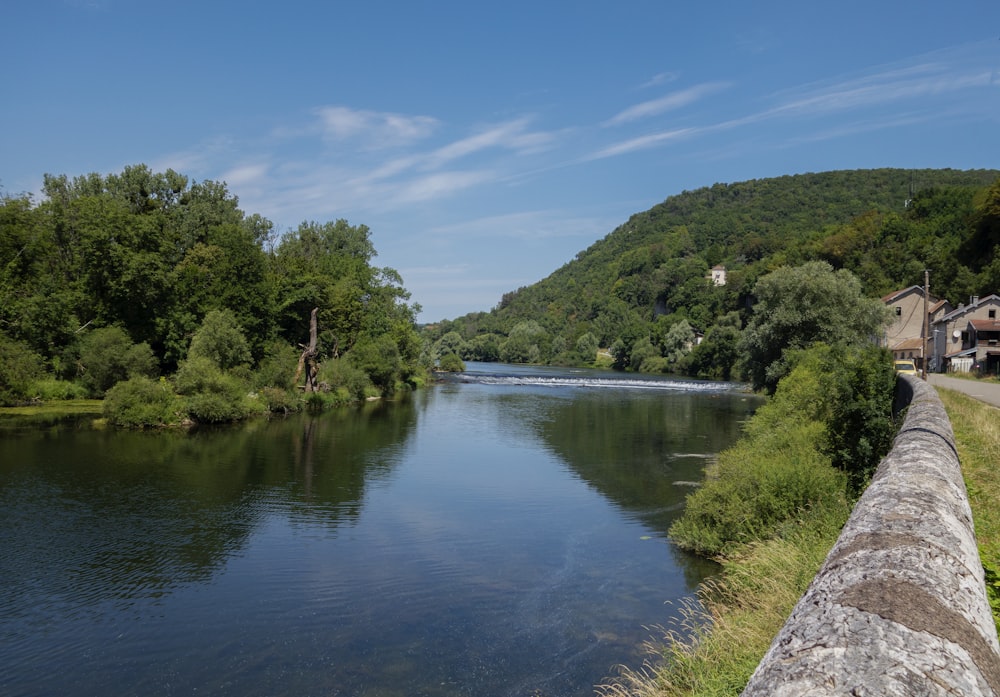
[77,326,157,397]
[187,309,252,370]
[739,261,892,392]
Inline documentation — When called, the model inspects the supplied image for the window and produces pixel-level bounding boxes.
[990,309,997,319]
[895,306,902,316]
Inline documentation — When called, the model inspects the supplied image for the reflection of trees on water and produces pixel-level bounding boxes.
[0,399,417,616]
[527,390,760,527]
[518,389,760,585]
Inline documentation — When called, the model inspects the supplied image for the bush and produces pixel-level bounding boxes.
[346,335,401,393]
[437,352,465,372]
[669,344,888,557]
[317,358,372,401]
[77,326,157,397]
[28,378,88,401]
[175,355,264,423]
[0,335,43,405]
[259,386,301,413]
[254,340,299,390]
[103,376,178,427]
[187,308,252,370]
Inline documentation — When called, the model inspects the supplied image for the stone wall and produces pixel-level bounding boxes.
[741,374,1000,696]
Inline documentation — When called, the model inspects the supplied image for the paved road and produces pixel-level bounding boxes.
[927,373,1000,409]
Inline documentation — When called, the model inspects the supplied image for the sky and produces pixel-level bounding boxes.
[3,1,1000,322]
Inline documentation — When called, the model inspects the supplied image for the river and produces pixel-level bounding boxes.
[0,363,759,697]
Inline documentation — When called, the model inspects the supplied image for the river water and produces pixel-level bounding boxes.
[0,363,759,697]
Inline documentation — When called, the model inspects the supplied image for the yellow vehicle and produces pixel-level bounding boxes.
[893,359,918,376]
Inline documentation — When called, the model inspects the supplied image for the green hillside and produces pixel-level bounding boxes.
[423,168,1000,378]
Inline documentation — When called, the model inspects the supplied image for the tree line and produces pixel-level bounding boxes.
[0,165,424,419]
[422,168,1000,383]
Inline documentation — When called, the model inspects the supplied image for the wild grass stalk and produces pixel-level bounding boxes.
[598,507,845,697]
[936,388,1000,631]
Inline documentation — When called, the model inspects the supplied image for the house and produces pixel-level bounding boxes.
[932,294,1000,373]
[710,265,727,287]
[881,286,951,371]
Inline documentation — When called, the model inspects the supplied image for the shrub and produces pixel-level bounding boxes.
[103,376,178,427]
[187,308,252,370]
[28,378,88,401]
[259,386,301,413]
[0,335,43,405]
[669,344,880,557]
[254,340,299,390]
[437,352,465,372]
[174,355,264,423]
[317,358,372,401]
[77,326,157,397]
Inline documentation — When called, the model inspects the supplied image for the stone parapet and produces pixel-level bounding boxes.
[741,374,1000,696]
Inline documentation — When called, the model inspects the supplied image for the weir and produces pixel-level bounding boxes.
[741,374,1000,696]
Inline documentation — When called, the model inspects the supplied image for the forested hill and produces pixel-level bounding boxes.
[422,168,1000,377]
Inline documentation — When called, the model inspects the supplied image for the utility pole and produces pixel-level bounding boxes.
[922,269,930,380]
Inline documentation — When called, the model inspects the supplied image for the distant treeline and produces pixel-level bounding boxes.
[422,168,1000,380]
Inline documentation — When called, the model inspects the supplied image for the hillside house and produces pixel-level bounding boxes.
[710,265,727,286]
[932,294,1000,373]
[881,286,951,371]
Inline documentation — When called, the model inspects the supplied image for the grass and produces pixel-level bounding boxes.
[0,399,104,418]
[936,388,1000,632]
[598,509,845,697]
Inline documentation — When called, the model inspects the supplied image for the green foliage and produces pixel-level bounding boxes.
[253,340,299,390]
[739,262,892,393]
[173,355,264,423]
[422,169,1000,379]
[317,357,374,401]
[102,376,178,427]
[187,308,252,370]
[0,335,43,405]
[437,352,466,372]
[28,378,88,401]
[76,326,158,397]
[499,320,549,364]
[347,334,403,393]
[574,332,599,364]
[669,344,896,556]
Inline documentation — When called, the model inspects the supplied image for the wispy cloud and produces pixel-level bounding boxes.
[604,82,729,126]
[588,127,699,160]
[313,106,439,147]
[588,43,999,161]
[639,72,680,89]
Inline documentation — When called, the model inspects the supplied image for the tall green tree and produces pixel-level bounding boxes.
[739,262,892,392]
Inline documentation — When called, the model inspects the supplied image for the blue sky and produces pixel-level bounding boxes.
[3,1,999,322]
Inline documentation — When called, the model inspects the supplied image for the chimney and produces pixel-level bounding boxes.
[971,296,980,306]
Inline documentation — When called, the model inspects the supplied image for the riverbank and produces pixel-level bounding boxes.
[601,383,1000,697]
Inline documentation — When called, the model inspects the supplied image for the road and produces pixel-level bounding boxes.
[927,373,1000,409]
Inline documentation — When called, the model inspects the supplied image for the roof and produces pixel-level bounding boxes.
[969,319,1000,332]
[882,286,940,305]
[946,347,978,358]
[938,294,1000,322]
[891,337,925,351]
[929,299,950,314]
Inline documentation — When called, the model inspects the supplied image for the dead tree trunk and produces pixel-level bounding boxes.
[293,307,319,392]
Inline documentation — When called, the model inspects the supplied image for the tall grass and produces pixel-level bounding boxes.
[600,345,893,697]
[599,508,845,697]
[936,388,1000,632]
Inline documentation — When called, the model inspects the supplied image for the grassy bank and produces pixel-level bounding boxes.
[600,384,1000,697]
[937,388,1000,631]
[599,345,893,697]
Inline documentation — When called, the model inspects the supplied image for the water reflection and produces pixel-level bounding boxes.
[0,399,417,614]
[0,370,757,697]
